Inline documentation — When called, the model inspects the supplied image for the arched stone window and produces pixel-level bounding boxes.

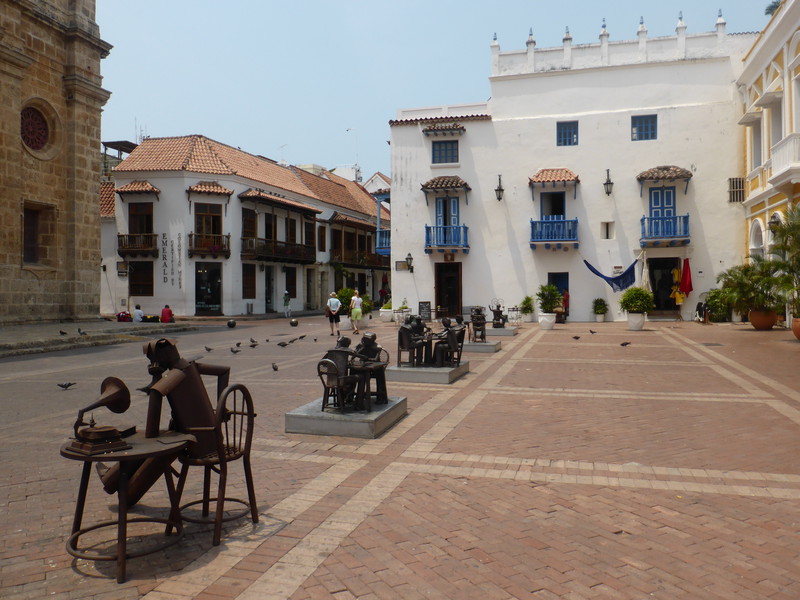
[749,218,764,257]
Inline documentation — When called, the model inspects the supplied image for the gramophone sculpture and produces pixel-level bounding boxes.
[68,377,133,455]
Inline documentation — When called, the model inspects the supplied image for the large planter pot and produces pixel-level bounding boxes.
[379,308,393,322]
[521,312,535,323]
[339,315,351,331]
[748,310,777,331]
[538,312,556,330]
[792,317,800,341]
[626,312,646,331]
[594,313,606,323]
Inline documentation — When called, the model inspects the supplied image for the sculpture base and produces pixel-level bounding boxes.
[385,361,469,384]
[462,341,501,353]
[486,326,518,337]
[285,396,407,439]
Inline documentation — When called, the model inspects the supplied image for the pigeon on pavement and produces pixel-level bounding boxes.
[272,363,279,371]
[572,336,581,340]
[589,330,597,334]
[59,330,67,335]
[620,341,631,347]
[277,341,289,348]
[57,382,76,390]
[204,346,213,352]
[231,347,241,354]
[77,328,87,336]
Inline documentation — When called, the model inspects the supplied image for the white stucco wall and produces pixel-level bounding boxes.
[390,27,757,322]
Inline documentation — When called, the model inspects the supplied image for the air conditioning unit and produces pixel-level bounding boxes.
[246,302,254,315]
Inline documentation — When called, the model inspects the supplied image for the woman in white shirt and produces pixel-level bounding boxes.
[350,290,363,334]
[326,292,342,336]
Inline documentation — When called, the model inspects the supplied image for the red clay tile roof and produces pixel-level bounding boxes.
[99,181,115,217]
[390,114,491,126]
[114,135,315,198]
[115,180,161,194]
[238,188,321,213]
[330,212,377,229]
[187,181,234,195]
[373,188,391,196]
[376,172,391,185]
[293,167,388,224]
[422,123,466,135]
[421,176,472,191]
[636,165,693,181]
[529,168,580,184]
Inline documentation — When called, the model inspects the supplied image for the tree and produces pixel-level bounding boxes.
[766,1,782,16]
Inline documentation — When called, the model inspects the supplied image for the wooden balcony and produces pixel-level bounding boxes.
[330,248,389,268]
[529,218,579,249]
[639,214,690,247]
[188,233,231,258]
[424,225,469,254]
[117,233,158,258]
[240,237,315,264]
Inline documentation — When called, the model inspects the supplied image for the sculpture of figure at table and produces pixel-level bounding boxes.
[354,332,389,405]
[97,338,231,506]
[322,336,362,405]
[398,315,425,367]
[471,307,487,342]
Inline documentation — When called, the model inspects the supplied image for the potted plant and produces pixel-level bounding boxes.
[592,298,608,323]
[519,295,535,322]
[379,298,393,322]
[619,286,654,331]
[536,284,562,330]
[770,204,800,339]
[337,287,354,330]
[716,256,786,330]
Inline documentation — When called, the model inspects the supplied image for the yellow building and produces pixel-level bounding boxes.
[739,0,800,257]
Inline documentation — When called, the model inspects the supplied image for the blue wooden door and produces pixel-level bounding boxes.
[649,187,676,236]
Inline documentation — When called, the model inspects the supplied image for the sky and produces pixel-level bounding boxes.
[97,1,772,181]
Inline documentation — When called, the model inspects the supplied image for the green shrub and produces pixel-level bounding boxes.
[536,284,562,313]
[519,295,535,315]
[619,286,655,313]
[705,289,730,322]
[592,298,609,315]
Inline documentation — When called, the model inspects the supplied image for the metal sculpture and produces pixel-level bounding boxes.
[471,306,487,342]
[489,298,505,328]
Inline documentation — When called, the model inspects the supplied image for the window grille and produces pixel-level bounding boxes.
[556,121,579,146]
[631,115,657,141]
[728,177,745,203]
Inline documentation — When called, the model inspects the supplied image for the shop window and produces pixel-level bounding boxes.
[129,261,154,296]
[242,263,256,299]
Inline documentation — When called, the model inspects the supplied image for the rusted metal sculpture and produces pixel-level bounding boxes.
[320,334,389,411]
[69,377,132,455]
[471,306,487,342]
[489,298,505,328]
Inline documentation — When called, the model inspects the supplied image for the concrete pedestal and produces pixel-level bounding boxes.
[486,326,518,337]
[385,361,469,384]
[462,341,501,353]
[285,396,407,439]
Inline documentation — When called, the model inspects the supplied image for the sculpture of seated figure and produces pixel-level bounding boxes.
[354,332,389,404]
[489,300,505,328]
[398,315,426,367]
[471,307,487,342]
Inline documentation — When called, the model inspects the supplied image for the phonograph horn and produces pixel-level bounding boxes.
[73,377,131,439]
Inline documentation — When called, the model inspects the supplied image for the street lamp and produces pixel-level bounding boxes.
[603,169,614,196]
[405,253,414,273]
[494,175,504,201]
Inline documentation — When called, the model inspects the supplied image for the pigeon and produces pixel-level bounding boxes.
[298,335,306,340]
[265,338,269,343]
[572,336,581,340]
[288,337,298,344]
[230,347,241,354]
[204,346,214,352]
[77,328,87,336]
[59,330,67,336]
[589,330,597,334]
[313,338,317,342]
[235,342,242,347]
[250,337,257,344]
[620,341,631,347]
[277,341,289,348]
[249,342,258,348]
[272,363,279,371]
[57,382,76,390]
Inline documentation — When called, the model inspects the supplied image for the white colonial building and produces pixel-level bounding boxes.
[100,135,389,318]
[389,14,757,322]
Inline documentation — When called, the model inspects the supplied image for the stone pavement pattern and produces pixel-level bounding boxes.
[1,318,799,599]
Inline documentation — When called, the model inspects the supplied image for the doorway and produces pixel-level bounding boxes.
[195,262,222,315]
[264,266,274,312]
[650,257,681,311]
[435,262,461,317]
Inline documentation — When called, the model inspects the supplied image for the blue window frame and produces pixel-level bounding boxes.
[631,115,657,141]
[556,121,579,146]
[432,140,458,164]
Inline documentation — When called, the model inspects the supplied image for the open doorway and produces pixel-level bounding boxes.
[650,257,681,312]
[435,262,461,317]
[195,262,222,315]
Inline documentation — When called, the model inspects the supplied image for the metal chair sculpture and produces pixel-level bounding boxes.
[397,324,423,367]
[489,298,505,328]
[172,383,258,546]
[471,307,487,342]
[317,358,359,411]
[433,327,465,367]
[136,338,258,547]
[362,347,390,406]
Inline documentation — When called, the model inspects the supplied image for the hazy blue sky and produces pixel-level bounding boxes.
[97,1,771,180]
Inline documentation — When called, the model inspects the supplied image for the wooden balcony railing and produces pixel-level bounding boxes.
[376,229,391,255]
[240,237,315,263]
[117,233,158,258]
[330,249,389,268]
[188,233,231,258]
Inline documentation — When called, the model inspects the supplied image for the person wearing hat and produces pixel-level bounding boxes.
[326,292,342,336]
[283,290,291,318]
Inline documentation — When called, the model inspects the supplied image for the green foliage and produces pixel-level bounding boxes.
[766,0,782,16]
[716,255,786,314]
[619,286,655,313]
[536,284,562,313]
[519,295,535,315]
[336,288,373,314]
[381,299,392,309]
[705,289,731,322]
[398,297,409,309]
[362,295,374,315]
[592,298,609,315]
[770,203,800,316]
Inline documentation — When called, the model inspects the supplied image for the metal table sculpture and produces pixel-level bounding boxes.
[319,334,389,412]
[471,306,487,342]
[489,298,505,328]
[396,317,466,368]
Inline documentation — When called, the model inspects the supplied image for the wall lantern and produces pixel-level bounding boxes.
[603,169,614,196]
[494,175,504,201]
[259,263,265,272]
[405,253,414,273]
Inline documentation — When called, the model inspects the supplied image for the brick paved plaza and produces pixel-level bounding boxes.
[1,318,799,599]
